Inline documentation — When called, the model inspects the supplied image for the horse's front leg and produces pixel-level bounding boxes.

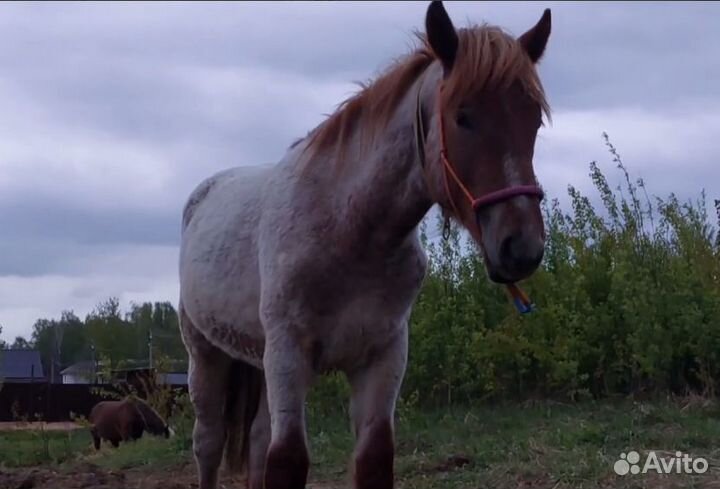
[90,427,101,450]
[181,309,232,489]
[262,326,314,489]
[348,328,408,489]
[247,380,270,489]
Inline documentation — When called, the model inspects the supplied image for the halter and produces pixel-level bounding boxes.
[414,80,542,314]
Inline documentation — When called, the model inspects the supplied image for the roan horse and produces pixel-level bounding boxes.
[178,2,552,488]
[89,396,171,449]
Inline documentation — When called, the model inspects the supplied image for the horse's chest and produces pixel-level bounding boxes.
[315,255,427,369]
[300,242,427,310]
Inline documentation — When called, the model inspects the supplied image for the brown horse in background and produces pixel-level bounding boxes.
[89,396,171,449]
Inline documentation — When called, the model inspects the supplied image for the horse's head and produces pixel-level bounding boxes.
[423,1,551,284]
[130,396,172,438]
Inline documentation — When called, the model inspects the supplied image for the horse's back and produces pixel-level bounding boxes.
[89,399,141,442]
[179,164,274,366]
[89,400,115,422]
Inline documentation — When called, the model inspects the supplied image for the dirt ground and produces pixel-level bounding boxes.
[0,461,231,489]
[0,462,340,489]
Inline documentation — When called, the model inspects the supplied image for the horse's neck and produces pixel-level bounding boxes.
[321,67,442,252]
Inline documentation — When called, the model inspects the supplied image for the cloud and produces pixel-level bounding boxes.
[535,103,720,209]
[0,1,718,340]
[0,245,179,341]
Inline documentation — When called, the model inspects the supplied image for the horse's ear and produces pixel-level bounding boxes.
[425,1,458,75]
[518,8,551,63]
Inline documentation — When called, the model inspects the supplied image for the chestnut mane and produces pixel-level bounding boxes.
[303,24,551,161]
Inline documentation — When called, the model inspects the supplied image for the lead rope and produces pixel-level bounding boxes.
[414,82,536,315]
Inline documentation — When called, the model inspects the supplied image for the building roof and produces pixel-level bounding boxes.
[0,349,45,380]
[60,359,188,376]
[60,360,96,376]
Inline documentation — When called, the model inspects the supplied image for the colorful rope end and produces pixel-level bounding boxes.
[507,283,536,314]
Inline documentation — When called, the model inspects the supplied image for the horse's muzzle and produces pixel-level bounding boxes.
[493,231,544,283]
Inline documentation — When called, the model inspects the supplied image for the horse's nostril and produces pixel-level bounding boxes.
[500,233,523,265]
[526,245,544,270]
[500,233,544,274]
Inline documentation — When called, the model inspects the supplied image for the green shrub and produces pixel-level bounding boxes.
[397,133,719,406]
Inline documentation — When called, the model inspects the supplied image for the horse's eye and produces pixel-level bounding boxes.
[455,109,473,130]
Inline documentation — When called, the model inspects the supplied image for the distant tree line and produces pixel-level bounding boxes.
[8,298,187,377]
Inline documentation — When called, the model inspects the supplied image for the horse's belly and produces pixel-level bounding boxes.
[181,250,265,366]
[191,298,265,367]
[180,169,268,368]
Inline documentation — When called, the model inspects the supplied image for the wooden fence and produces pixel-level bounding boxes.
[0,382,188,422]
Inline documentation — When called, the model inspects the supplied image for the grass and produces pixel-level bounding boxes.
[88,436,190,471]
[306,397,720,488]
[2,398,720,488]
[0,428,90,467]
[386,399,720,488]
[0,424,190,471]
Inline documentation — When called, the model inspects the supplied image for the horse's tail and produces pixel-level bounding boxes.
[223,359,263,475]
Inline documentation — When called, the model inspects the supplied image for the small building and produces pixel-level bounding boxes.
[59,359,188,387]
[158,372,188,385]
[60,360,99,384]
[0,349,46,383]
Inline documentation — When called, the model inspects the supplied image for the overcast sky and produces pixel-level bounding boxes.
[1,1,718,342]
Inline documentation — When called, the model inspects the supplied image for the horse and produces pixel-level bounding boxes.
[132,395,173,438]
[89,396,170,449]
[178,1,552,488]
